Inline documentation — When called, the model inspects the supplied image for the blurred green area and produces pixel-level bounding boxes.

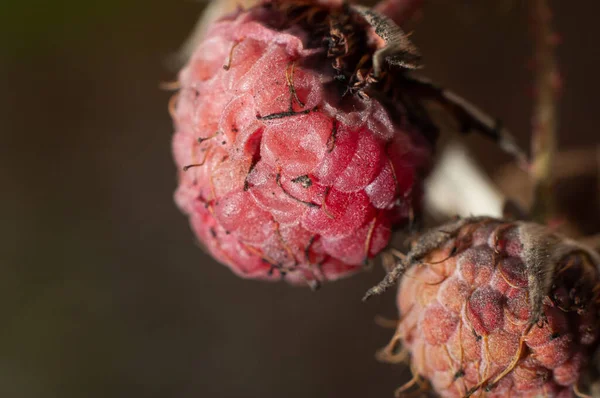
[0,1,598,398]
[0,0,133,54]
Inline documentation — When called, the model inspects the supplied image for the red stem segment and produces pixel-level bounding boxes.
[530,0,559,223]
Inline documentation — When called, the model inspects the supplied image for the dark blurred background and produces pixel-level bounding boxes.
[1,1,598,397]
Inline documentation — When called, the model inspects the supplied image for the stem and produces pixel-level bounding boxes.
[530,0,559,223]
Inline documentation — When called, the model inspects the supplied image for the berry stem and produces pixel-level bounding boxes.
[530,0,559,224]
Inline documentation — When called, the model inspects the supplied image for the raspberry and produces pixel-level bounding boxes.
[171,0,432,285]
[374,218,600,397]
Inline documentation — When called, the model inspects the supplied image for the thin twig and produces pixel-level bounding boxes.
[530,0,560,223]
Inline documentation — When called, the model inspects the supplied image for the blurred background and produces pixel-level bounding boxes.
[1,1,599,397]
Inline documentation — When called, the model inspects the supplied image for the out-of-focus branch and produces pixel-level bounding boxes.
[530,0,560,223]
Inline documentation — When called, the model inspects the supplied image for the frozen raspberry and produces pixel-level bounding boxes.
[372,218,600,397]
[171,0,433,285]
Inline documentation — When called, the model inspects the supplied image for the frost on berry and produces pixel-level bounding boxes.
[171,0,433,284]
[375,217,600,397]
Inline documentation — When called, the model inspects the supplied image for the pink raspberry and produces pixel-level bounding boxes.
[171,0,431,285]
[375,218,600,397]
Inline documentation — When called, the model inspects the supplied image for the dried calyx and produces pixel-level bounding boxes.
[260,1,421,86]
[249,0,434,136]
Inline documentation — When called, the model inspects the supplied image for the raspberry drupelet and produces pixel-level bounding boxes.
[171,0,435,285]
[372,217,600,397]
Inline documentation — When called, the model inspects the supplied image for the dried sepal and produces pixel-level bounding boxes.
[350,5,422,75]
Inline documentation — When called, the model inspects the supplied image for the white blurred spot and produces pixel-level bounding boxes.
[425,142,504,218]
